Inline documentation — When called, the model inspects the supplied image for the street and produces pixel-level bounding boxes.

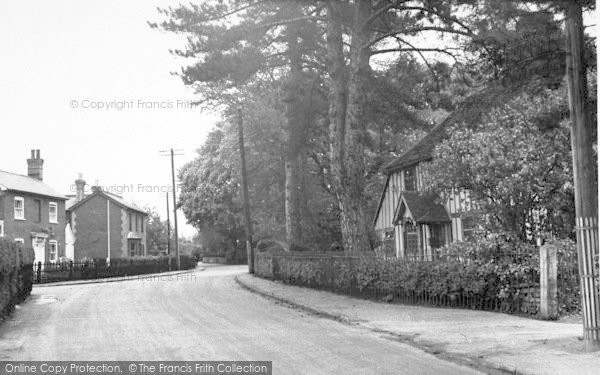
[0,265,481,374]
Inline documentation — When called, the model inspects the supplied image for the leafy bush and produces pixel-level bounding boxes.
[256,238,546,316]
[0,238,35,319]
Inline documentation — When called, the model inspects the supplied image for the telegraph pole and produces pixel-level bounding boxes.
[170,148,180,270]
[160,148,184,270]
[237,108,254,273]
[166,193,171,256]
[564,1,599,351]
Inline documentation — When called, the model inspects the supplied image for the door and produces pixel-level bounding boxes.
[32,237,46,265]
[403,223,418,260]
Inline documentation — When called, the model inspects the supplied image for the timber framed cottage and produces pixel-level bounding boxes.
[373,85,519,260]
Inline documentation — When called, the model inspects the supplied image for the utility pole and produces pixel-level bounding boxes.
[160,148,184,270]
[166,192,171,256]
[237,108,254,273]
[564,1,599,351]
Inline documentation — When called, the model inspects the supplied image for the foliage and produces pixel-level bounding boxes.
[256,243,549,316]
[0,239,35,319]
[421,84,577,241]
[144,207,171,255]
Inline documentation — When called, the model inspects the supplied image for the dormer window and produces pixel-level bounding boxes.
[404,166,417,191]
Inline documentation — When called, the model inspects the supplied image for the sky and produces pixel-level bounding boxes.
[0,0,220,237]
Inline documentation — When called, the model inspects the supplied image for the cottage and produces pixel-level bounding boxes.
[65,176,148,262]
[0,150,67,264]
[374,85,520,259]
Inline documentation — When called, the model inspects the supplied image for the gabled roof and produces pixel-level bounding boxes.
[383,83,530,173]
[394,191,450,224]
[0,170,66,200]
[66,189,147,215]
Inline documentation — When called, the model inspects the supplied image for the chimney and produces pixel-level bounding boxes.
[75,173,86,202]
[27,149,44,180]
[91,179,102,193]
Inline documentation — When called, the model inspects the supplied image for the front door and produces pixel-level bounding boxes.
[32,237,46,265]
[403,223,419,260]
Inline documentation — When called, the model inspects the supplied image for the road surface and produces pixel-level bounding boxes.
[0,265,481,374]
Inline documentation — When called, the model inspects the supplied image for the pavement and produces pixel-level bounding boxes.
[236,273,600,375]
[0,264,484,375]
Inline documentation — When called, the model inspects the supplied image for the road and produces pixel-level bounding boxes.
[0,265,481,374]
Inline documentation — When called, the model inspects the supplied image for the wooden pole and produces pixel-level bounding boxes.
[237,108,254,273]
[166,193,171,256]
[565,1,600,351]
[171,148,180,270]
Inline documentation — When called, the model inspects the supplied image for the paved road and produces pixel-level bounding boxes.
[0,265,481,374]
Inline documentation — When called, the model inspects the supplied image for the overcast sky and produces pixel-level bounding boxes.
[0,0,219,237]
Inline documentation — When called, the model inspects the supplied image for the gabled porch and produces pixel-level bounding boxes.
[392,192,451,260]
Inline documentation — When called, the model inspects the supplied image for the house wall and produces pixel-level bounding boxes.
[374,171,402,232]
[443,188,475,242]
[0,190,66,261]
[70,195,124,261]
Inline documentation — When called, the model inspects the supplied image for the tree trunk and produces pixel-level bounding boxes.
[326,0,372,253]
[284,7,304,250]
[565,1,599,351]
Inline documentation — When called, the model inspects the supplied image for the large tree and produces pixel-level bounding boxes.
[152,0,326,250]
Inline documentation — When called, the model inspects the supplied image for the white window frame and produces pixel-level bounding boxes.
[14,238,24,244]
[0,220,4,237]
[14,196,25,220]
[49,202,58,223]
[49,240,58,262]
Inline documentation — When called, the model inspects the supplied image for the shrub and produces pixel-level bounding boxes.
[256,237,546,317]
[0,238,35,320]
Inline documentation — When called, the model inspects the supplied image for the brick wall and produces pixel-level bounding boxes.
[0,190,65,261]
[70,195,124,260]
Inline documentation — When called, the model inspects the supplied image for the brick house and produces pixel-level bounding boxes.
[0,150,67,264]
[65,176,148,261]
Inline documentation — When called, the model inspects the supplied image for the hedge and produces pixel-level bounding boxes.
[256,236,584,317]
[256,248,542,316]
[0,238,35,320]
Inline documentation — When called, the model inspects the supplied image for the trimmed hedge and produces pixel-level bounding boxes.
[256,247,542,316]
[0,238,35,319]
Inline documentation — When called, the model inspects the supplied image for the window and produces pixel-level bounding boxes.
[141,217,144,233]
[129,213,132,231]
[49,202,58,223]
[135,215,139,232]
[34,199,41,222]
[14,197,24,220]
[462,216,476,241]
[129,241,136,257]
[404,166,417,191]
[14,238,24,244]
[0,220,4,237]
[49,240,58,262]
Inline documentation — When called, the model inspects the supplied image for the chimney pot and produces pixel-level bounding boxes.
[27,150,44,180]
[75,174,86,202]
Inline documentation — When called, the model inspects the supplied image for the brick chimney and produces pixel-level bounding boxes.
[75,173,86,202]
[27,149,44,180]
